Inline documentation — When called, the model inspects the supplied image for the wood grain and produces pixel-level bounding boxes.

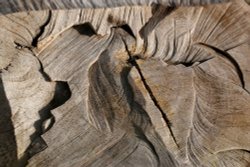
[0,0,250,166]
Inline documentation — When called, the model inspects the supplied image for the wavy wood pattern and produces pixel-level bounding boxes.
[0,0,250,167]
[0,0,229,15]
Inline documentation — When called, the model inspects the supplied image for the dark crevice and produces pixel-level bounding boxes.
[196,57,214,65]
[132,60,179,148]
[216,149,250,155]
[19,56,71,166]
[0,78,18,166]
[175,57,214,67]
[14,41,51,82]
[73,23,96,36]
[122,39,179,148]
[119,64,160,165]
[243,150,250,154]
[108,15,135,38]
[21,81,71,166]
[34,81,71,136]
[37,58,51,81]
[119,24,136,38]
[242,149,250,154]
[197,43,249,93]
[112,24,136,38]
[14,41,27,50]
[14,41,32,50]
[12,42,72,166]
[25,81,71,159]
[0,62,12,72]
[31,10,52,47]
[127,55,140,66]
[11,42,56,167]
[181,62,195,67]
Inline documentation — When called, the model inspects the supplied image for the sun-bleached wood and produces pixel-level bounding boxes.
[0,0,229,15]
[0,0,250,167]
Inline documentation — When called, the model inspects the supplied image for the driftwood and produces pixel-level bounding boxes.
[0,0,250,166]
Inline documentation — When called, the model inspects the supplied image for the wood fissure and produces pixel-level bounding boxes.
[1,1,250,167]
[123,38,179,148]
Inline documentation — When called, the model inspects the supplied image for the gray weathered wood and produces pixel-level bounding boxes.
[0,0,250,167]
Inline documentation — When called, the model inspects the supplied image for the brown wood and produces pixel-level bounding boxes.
[0,0,250,166]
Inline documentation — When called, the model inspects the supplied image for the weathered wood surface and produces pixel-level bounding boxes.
[0,0,250,167]
[0,0,229,15]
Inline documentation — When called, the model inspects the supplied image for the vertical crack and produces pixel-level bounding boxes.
[196,43,249,94]
[31,10,52,47]
[122,39,179,148]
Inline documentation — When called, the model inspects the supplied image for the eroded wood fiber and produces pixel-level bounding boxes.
[0,0,250,167]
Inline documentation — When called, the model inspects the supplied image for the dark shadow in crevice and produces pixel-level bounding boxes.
[127,55,140,66]
[197,42,248,93]
[73,23,96,37]
[30,81,71,152]
[33,81,71,137]
[176,57,214,67]
[86,29,176,166]
[242,149,250,154]
[119,49,176,167]
[117,55,160,166]
[181,62,195,67]
[37,59,51,81]
[0,78,18,166]
[119,24,135,38]
[32,10,52,47]
[130,56,179,148]
[22,81,71,166]
[112,24,136,39]
[122,36,179,148]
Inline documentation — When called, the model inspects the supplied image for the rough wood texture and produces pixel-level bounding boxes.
[0,0,250,167]
[0,0,229,15]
